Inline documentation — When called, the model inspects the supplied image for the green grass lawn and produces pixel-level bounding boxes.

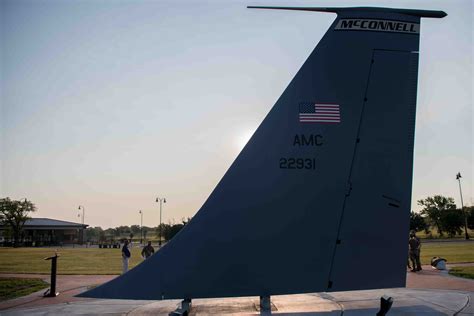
[0,278,49,301]
[420,241,474,265]
[449,266,474,280]
[0,241,472,275]
[0,247,145,274]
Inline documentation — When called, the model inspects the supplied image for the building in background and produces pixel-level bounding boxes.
[0,218,88,246]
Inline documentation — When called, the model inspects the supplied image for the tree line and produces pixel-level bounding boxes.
[0,197,191,246]
[2,195,473,247]
[411,195,474,238]
[85,219,191,244]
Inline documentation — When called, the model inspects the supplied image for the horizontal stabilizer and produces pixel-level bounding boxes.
[246,6,447,18]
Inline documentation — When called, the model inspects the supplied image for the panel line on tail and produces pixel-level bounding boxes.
[326,49,377,290]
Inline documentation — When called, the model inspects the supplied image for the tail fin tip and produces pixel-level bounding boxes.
[246,6,447,18]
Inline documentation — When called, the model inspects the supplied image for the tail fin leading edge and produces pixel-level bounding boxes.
[79,7,445,300]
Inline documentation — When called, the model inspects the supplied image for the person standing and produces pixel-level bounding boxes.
[408,231,422,272]
[122,239,131,274]
[141,241,155,259]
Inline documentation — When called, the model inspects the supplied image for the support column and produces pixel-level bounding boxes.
[260,295,271,312]
[169,298,192,316]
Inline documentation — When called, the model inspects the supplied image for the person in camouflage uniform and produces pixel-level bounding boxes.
[141,241,155,259]
[408,230,422,272]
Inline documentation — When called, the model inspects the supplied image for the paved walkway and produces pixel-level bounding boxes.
[0,274,116,311]
[0,264,473,315]
[406,264,474,292]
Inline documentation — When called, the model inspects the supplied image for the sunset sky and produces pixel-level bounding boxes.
[1,0,472,228]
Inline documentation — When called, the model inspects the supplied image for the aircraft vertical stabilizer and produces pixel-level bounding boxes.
[79,6,446,300]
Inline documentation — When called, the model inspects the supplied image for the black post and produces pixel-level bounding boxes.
[44,253,60,297]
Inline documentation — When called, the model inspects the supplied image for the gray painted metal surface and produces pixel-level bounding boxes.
[79,6,446,300]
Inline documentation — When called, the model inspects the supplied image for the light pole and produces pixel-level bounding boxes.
[78,205,85,244]
[155,197,166,247]
[456,172,469,240]
[139,210,143,244]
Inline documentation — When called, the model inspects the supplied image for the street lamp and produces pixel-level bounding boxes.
[155,197,166,247]
[78,205,85,224]
[139,210,143,244]
[78,205,85,245]
[456,172,469,240]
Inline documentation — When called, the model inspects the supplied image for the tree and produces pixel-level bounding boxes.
[104,228,117,242]
[157,223,168,244]
[86,226,103,242]
[130,225,141,235]
[418,195,456,236]
[116,226,131,237]
[410,211,428,233]
[163,218,190,241]
[440,209,464,237]
[99,229,107,242]
[0,198,36,247]
[466,206,474,230]
[142,226,152,241]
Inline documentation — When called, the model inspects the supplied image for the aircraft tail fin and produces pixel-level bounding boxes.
[79,7,445,300]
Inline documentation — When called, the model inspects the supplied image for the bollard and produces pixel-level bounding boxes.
[43,253,60,297]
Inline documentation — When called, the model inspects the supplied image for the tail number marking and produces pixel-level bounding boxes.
[280,158,316,170]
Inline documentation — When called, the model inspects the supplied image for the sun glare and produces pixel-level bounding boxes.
[236,129,256,150]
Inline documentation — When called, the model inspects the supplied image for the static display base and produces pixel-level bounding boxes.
[169,298,191,316]
[254,295,277,312]
[43,289,60,298]
[376,295,394,316]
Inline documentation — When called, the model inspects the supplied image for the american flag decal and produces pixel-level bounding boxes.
[299,103,341,123]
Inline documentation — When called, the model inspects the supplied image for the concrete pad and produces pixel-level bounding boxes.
[2,288,472,315]
[1,299,150,316]
[326,288,470,315]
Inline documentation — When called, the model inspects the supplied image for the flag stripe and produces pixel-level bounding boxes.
[301,121,340,124]
[300,117,341,120]
[299,120,341,121]
[300,113,340,117]
[300,118,341,121]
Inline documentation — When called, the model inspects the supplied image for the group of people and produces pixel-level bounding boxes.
[121,240,156,274]
[122,233,424,275]
[408,230,422,272]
